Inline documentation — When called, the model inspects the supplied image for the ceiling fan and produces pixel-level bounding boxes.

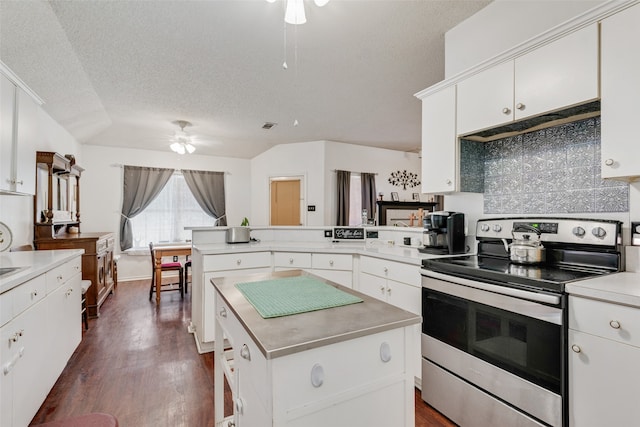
[170,120,196,155]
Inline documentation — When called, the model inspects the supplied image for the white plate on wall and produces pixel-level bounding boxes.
[0,222,13,252]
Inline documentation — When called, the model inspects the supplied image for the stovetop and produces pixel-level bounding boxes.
[421,217,623,295]
[422,255,612,294]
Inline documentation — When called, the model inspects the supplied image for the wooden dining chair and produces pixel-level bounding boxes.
[149,242,184,300]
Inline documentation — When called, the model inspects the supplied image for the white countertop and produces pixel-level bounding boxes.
[566,272,640,308]
[193,240,455,265]
[0,249,84,294]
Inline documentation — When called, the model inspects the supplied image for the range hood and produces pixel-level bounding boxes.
[462,100,600,142]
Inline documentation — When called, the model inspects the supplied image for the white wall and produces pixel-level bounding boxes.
[0,107,81,248]
[250,141,326,227]
[445,0,605,77]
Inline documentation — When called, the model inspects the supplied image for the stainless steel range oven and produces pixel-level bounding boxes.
[420,217,622,427]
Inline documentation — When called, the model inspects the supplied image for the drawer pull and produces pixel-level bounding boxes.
[379,285,385,294]
[329,260,334,266]
[234,397,244,415]
[380,342,392,363]
[383,267,388,273]
[571,344,582,354]
[2,347,24,375]
[310,363,324,387]
[289,258,294,264]
[219,307,227,318]
[236,259,241,265]
[609,320,621,329]
[240,344,251,361]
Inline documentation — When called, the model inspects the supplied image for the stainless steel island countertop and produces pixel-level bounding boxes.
[211,269,421,359]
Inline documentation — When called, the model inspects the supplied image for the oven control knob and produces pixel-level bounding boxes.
[572,226,586,237]
[480,224,490,232]
[492,224,502,232]
[592,227,607,238]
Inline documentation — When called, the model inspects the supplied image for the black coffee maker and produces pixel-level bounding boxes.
[420,211,466,255]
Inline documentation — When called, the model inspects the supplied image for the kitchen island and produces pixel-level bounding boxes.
[213,269,421,427]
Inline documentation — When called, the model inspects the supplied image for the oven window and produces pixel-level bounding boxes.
[422,288,561,393]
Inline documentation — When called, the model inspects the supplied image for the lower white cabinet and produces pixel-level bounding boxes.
[568,295,640,427]
[358,256,421,385]
[0,255,82,427]
[191,250,271,353]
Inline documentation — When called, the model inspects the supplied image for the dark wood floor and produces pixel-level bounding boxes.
[30,279,455,427]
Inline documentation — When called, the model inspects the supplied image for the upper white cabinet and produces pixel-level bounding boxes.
[420,85,457,194]
[457,23,599,136]
[0,71,39,195]
[600,3,640,181]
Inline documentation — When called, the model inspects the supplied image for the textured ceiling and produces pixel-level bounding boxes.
[0,0,490,159]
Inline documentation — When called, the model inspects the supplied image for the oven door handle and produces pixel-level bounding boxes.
[421,269,561,306]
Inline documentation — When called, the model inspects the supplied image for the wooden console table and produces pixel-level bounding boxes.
[153,244,191,304]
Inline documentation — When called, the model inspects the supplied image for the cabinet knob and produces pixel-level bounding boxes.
[236,259,241,265]
[445,179,452,185]
[380,342,392,363]
[502,107,511,115]
[383,267,388,273]
[516,102,525,111]
[219,307,227,318]
[234,397,244,415]
[571,344,582,353]
[310,363,324,387]
[240,344,251,361]
[379,285,385,293]
[31,290,38,298]
[329,260,334,266]
[57,275,63,281]
[609,320,621,329]
[289,258,294,264]
[387,287,392,295]
[604,158,614,167]
[66,288,73,296]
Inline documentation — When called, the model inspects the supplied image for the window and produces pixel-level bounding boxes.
[130,173,216,246]
[348,174,363,226]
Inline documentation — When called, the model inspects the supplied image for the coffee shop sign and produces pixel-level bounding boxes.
[334,228,365,240]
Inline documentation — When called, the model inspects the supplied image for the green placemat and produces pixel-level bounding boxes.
[235,276,363,319]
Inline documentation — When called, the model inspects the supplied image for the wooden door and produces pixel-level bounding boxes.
[270,179,301,226]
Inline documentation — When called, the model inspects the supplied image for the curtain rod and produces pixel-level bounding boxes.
[332,169,378,175]
[110,164,230,174]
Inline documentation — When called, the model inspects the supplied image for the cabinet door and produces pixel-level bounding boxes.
[421,86,457,193]
[0,73,15,192]
[568,329,640,427]
[457,61,514,135]
[515,24,599,121]
[601,4,640,179]
[0,321,16,427]
[14,86,38,194]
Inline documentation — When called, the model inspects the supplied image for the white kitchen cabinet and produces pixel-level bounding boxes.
[310,253,353,288]
[358,256,421,385]
[0,72,39,195]
[191,250,271,353]
[601,3,640,180]
[420,85,457,193]
[457,23,599,136]
[568,295,640,426]
[0,255,81,427]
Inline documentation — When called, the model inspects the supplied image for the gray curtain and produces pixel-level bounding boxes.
[120,166,174,251]
[182,169,227,226]
[361,172,377,224]
[336,170,350,226]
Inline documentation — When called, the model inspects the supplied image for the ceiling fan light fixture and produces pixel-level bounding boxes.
[285,0,306,25]
[314,0,330,7]
[170,120,196,155]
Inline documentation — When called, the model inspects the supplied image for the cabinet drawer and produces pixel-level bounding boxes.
[203,252,271,272]
[272,327,406,410]
[311,253,352,271]
[1,274,47,325]
[360,256,419,287]
[46,257,82,293]
[569,296,640,348]
[215,293,269,403]
[273,252,312,269]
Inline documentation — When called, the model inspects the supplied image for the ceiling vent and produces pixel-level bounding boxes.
[262,122,277,130]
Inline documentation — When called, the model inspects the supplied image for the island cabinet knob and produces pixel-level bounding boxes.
[502,107,511,115]
[604,158,615,166]
[219,307,227,318]
[240,344,251,361]
[571,344,582,354]
[289,258,294,264]
[310,363,324,388]
[609,320,621,329]
[236,259,241,265]
[380,342,392,363]
[383,267,388,273]
[445,179,452,186]
[379,285,385,294]
[329,260,334,266]
[516,102,525,111]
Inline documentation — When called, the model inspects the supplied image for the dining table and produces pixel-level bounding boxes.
[153,243,192,304]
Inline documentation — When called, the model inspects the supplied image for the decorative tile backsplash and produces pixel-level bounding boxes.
[460,117,630,214]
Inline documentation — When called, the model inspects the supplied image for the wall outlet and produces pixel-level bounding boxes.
[173,256,178,262]
[308,205,316,211]
[324,229,333,238]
